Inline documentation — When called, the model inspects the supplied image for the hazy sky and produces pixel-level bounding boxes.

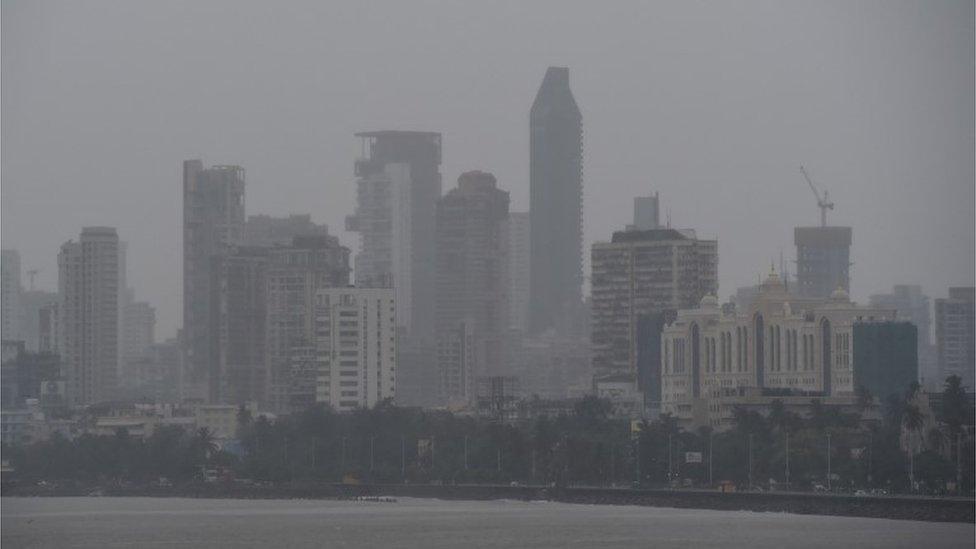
[3,0,973,340]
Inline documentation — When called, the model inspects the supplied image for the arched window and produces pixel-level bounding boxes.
[711,338,717,372]
[664,339,670,374]
[801,333,807,371]
[791,330,797,370]
[785,329,792,371]
[743,327,748,372]
[736,328,742,372]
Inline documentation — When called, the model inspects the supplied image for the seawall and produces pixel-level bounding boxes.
[4,482,973,523]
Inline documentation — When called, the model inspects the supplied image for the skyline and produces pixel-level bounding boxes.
[3,0,974,340]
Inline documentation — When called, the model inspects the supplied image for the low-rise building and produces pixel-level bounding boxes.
[661,269,897,430]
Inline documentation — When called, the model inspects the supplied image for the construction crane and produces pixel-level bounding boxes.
[799,166,833,227]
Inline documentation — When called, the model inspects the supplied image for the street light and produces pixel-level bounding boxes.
[826,432,832,492]
[785,431,790,487]
[708,430,714,487]
[748,433,754,491]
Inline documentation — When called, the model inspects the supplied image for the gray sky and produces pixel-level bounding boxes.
[3,0,973,340]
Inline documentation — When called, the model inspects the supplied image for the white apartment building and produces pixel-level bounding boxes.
[314,287,396,412]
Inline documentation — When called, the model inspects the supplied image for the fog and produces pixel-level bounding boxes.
[3,0,973,339]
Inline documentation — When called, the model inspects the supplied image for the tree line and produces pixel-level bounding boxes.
[4,376,973,494]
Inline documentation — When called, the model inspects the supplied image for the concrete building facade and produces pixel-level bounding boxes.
[1,249,21,342]
[590,228,718,395]
[853,321,919,403]
[660,270,895,430]
[507,211,531,333]
[794,226,852,299]
[529,67,583,334]
[120,299,156,396]
[869,285,936,389]
[210,247,268,406]
[18,290,59,352]
[313,287,396,412]
[628,194,660,231]
[265,236,350,413]
[58,227,122,405]
[434,171,510,405]
[244,214,329,247]
[346,131,442,342]
[183,160,246,402]
[935,287,975,390]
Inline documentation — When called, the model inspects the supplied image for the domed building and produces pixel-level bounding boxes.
[660,267,904,431]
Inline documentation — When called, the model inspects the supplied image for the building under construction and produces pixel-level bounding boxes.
[794,226,852,299]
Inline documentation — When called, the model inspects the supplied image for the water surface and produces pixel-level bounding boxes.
[2,497,972,548]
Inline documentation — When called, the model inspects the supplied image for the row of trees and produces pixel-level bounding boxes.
[5,377,973,494]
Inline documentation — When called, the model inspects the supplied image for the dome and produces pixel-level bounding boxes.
[759,266,786,294]
[700,294,719,308]
[830,287,850,302]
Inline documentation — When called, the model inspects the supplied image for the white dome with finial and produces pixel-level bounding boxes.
[700,294,719,309]
[830,287,850,302]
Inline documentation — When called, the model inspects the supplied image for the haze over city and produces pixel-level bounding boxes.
[3,0,972,339]
[2,2,975,545]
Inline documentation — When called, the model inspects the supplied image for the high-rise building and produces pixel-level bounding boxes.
[628,193,660,231]
[935,287,975,390]
[183,160,246,402]
[346,131,442,341]
[210,247,268,406]
[120,298,156,395]
[794,226,852,298]
[853,321,919,402]
[0,340,61,409]
[1,249,21,341]
[58,227,122,405]
[869,285,936,388]
[18,290,59,352]
[313,287,396,412]
[506,211,531,333]
[436,318,476,405]
[435,171,510,405]
[529,67,583,334]
[38,302,60,354]
[265,236,350,413]
[244,214,329,247]
[591,228,718,400]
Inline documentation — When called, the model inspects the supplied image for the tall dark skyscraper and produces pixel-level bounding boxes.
[529,67,583,334]
[182,160,245,403]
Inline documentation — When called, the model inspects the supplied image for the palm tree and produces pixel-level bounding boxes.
[902,403,924,491]
[942,375,968,437]
[902,404,924,439]
[926,428,947,454]
[855,384,874,413]
[195,427,219,462]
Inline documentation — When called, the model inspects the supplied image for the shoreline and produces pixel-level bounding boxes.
[3,482,973,523]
